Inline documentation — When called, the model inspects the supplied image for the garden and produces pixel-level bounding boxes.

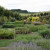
[0,6,50,50]
[0,20,50,50]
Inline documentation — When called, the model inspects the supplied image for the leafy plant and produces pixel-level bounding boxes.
[2,24,15,28]
[36,39,50,50]
[15,27,30,34]
[25,25,38,32]
[47,25,50,28]
[39,29,50,38]
[15,24,24,27]
[15,21,23,24]
[0,29,14,39]
[33,22,42,25]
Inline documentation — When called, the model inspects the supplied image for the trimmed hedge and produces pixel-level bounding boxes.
[0,29,14,39]
[2,24,15,28]
[15,24,24,27]
[5,22,15,24]
[15,21,23,24]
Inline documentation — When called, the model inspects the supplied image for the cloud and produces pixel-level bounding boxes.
[0,0,50,12]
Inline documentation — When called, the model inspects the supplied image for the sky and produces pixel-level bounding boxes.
[0,0,50,12]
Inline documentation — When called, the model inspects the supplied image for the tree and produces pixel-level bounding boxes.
[0,6,5,16]
[40,13,43,16]
[44,12,48,16]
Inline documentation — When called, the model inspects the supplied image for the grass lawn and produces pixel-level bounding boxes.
[0,39,14,47]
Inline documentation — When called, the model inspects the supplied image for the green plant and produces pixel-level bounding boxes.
[15,34,42,42]
[0,29,14,39]
[25,24,39,32]
[15,24,24,27]
[42,18,47,24]
[36,39,50,50]
[15,21,23,24]
[38,25,47,30]
[47,25,50,28]
[30,26,38,32]
[33,22,42,25]
[2,24,15,28]
[5,22,15,24]
[39,29,50,38]
[15,27,30,34]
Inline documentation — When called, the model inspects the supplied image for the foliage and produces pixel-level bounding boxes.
[15,24,24,27]
[33,22,42,25]
[15,34,42,42]
[39,29,50,38]
[15,27,30,34]
[0,6,5,16]
[15,21,24,27]
[24,24,38,32]
[25,24,49,32]
[0,40,13,47]
[2,24,15,28]
[38,25,47,30]
[42,18,47,24]
[47,25,50,28]
[5,22,15,24]
[0,29,14,39]
[30,26,38,32]
[15,21,23,24]
[36,39,50,50]
[26,17,39,24]
[0,6,22,23]
[31,17,39,23]
[10,9,28,13]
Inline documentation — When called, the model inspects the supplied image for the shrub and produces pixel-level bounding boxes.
[38,25,47,30]
[15,24,24,27]
[2,24,15,28]
[0,22,4,25]
[15,27,30,34]
[47,25,50,28]
[42,18,47,24]
[15,34,42,42]
[30,26,38,32]
[5,22,15,24]
[24,24,38,32]
[26,21,31,24]
[36,39,50,50]
[0,29,14,39]
[15,21,23,24]
[33,22,42,25]
[39,29,50,38]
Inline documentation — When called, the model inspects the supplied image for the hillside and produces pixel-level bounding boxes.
[10,9,28,13]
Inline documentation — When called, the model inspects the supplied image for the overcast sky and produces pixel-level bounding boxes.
[0,0,50,12]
